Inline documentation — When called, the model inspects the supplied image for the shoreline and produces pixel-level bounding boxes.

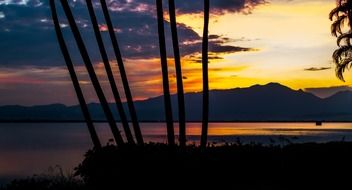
[1,120,352,123]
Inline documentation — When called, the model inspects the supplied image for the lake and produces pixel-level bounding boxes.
[1,122,352,185]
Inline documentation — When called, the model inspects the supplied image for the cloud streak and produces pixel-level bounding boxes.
[0,57,248,105]
[304,67,331,71]
[173,0,268,15]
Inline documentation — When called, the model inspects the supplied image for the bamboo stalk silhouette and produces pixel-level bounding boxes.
[156,0,175,145]
[99,0,144,145]
[50,0,101,149]
[168,0,186,147]
[86,0,134,144]
[59,0,124,145]
[201,0,210,149]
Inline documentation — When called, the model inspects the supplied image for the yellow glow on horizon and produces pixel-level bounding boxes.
[171,0,349,92]
[36,0,351,103]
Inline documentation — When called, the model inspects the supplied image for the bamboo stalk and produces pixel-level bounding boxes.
[200,0,210,149]
[156,0,175,145]
[60,0,124,145]
[86,0,134,144]
[50,0,101,149]
[168,0,186,147]
[100,0,144,145]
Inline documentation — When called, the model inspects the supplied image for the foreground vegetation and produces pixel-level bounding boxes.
[2,142,352,189]
[1,167,85,190]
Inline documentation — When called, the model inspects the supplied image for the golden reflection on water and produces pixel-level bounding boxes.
[1,122,352,184]
[131,122,352,136]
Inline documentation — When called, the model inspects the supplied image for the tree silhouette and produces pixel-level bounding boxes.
[86,0,134,144]
[50,0,101,149]
[156,0,175,145]
[100,0,144,145]
[168,0,186,147]
[59,0,124,145]
[330,0,352,81]
[201,0,210,149]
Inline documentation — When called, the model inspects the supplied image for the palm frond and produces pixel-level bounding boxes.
[333,45,352,63]
[329,3,349,20]
[329,6,340,20]
[336,57,352,81]
[337,30,352,46]
[331,1,352,81]
[331,14,347,36]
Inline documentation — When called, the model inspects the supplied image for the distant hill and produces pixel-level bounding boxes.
[1,83,352,121]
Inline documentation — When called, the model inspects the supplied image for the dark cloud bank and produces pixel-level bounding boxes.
[0,0,266,67]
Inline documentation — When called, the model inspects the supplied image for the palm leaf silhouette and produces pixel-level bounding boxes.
[330,0,352,82]
[337,30,352,46]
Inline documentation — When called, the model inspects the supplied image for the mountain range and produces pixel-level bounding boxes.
[1,83,352,121]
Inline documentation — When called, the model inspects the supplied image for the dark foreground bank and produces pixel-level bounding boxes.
[2,142,352,189]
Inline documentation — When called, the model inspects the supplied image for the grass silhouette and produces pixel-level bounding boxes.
[3,142,352,189]
[1,166,84,190]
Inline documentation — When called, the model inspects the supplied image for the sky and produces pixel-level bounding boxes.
[0,0,349,106]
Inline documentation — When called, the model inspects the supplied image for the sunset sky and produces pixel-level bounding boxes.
[0,0,350,105]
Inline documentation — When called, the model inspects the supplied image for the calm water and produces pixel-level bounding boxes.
[1,122,352,184]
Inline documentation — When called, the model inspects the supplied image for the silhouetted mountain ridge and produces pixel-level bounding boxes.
[1,83,352,121]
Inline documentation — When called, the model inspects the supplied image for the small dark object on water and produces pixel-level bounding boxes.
[316,121,322,126]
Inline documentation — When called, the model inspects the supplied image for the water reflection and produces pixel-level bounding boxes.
[0,122,352,184]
